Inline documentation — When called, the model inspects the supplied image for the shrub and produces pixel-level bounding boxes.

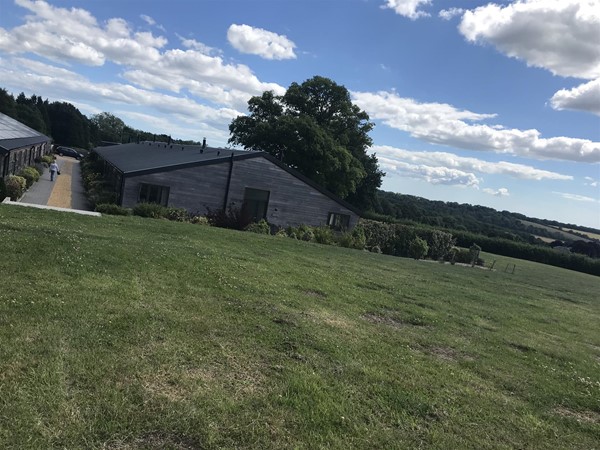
[246,219,270,234]
[18,166,40,188]
[133,202,167,219]
[338,226,366,250]
[313,226,335,245]
[296,224,315,242]
[5,175,27,200]
[190,215,210,225]
[95,203,131,216]
[409,237,428,260]
[275,228,288,237]
[205,204,252,230]
[41,155,54,166]
[424,229,455,260]
[34,163,45,176]
[469,243,482,266]
[166,207,189,222]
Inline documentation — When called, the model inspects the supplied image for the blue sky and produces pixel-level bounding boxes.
[1,0,598,227]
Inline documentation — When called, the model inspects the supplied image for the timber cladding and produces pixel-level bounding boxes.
[120,154,358,229]
[227,157,358,228]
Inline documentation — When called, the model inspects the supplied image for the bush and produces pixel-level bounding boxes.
[313,226,335,245]
[166,207,189,222]
[205,204,252,230]
[338,226,366,250]
[41,155,54,166]
[190,215,210,225]
[18,166,40,188]
[133,202,168,219]
[409,237,428,260]
[5,175,27,200]
[469,243,482,266]
[424,229,455,260]
[284,225,314,241]
[246,219,270,234]
[95,203,131,216]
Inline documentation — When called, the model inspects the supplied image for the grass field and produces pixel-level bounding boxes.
[1,205,599,449]
[519,220,592,243]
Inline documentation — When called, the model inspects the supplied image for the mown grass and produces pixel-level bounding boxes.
[1,205,599,449]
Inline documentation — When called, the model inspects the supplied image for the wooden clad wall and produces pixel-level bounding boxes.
[228,157,358,228]
[121,155,358,228]
[121,163,229,212]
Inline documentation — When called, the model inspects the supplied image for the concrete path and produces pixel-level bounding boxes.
[20,156,91,210]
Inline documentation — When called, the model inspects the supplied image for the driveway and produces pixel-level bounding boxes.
[19,156,91,211]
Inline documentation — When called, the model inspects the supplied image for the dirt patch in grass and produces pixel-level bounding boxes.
[427,346,460,362]
[142,355,265,402]
[362,312,429,328]
[553,407,600,424]
[304,309,354,330]
[300,288,327,298]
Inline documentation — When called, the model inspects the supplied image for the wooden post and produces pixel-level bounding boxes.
[489,260,496,270]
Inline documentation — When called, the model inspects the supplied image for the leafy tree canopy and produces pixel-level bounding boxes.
[90,112,126,143]
[228,76,384,208]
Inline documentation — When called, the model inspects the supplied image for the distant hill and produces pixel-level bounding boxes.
[370,190,600,246]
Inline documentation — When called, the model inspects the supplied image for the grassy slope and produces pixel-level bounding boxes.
[1,205,599,449]
[518,220,592,243]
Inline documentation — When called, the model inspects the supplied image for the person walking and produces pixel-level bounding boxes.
[49,160,59,181]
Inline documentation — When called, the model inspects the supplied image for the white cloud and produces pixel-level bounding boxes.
[550,78,600,116]
[0,1,286,112]
[378,156,480,187]
[372,145,573,181]
[0,58,242,135]
[459,0,600,80]
[553,192,599,203]
[459,0,600,117]
[584,177,599,187]
[352,90,600,163]
[140,14,155,26]
[227,24,296,60]
[439,8,464,21]
[382,0,431,20]
[483,187,510,197]
[178,36,221,56]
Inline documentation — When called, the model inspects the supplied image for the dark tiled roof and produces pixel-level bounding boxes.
[0,113,51,153]
[94,142,255,174]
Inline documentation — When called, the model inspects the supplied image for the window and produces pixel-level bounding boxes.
[243,188,270,221]
[327,212,350,230]
[138,183,170,206]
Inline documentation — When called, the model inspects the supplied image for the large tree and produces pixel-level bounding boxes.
[229,76,384,209]
[90,112,126,144]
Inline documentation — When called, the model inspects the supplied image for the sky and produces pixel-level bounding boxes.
[0,0,599,228]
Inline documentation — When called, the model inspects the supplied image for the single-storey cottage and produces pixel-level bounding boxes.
[0,112,52,179]
[94,142,360,229]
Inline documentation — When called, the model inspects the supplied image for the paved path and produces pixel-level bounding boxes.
[20,156,91,211]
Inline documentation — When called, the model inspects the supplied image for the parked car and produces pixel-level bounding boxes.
[55,146,84,160]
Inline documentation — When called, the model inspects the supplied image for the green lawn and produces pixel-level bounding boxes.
[1,205,599,449]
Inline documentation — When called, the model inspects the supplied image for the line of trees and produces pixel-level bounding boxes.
[0,88,198,150]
